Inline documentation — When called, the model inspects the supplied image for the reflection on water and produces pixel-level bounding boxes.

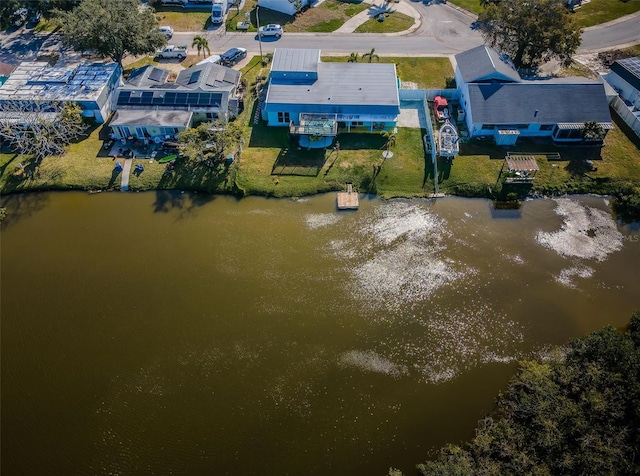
[1,192,638,476]
[536,198,623,261]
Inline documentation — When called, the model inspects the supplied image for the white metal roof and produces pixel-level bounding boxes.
[0,62,120,103]
[266,62,399,107]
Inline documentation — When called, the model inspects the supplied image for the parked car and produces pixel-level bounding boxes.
[220,47,247,66]
[158,26,174,39]
[156,45,187,59]
[432,96,450,122]
[258,24,283,38]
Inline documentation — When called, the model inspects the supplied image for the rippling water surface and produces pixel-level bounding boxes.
[1,192,638,475]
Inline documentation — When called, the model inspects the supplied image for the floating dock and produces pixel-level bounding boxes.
[337,183,359,210]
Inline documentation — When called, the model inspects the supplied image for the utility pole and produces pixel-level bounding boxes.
[256,6,263,64]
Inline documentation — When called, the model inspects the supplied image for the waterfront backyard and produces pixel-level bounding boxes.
[1,56,639,204]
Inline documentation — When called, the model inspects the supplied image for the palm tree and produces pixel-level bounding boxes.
[191,35,211,59]
[362,47,379,63]
[582,120,605,143]
[381,129,397,159]
[348,52,359,63]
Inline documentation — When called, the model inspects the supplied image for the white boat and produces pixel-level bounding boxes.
[437,120,459,158]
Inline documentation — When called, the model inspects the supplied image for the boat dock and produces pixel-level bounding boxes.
[337,183,359,210]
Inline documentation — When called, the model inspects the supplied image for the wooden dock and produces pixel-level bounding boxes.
[337,183,359,210]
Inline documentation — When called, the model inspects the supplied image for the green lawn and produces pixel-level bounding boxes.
[447,0,640,26]
[447,0,482,15]
[571,0,640,27]
[354,11,415,33]
[431,123,640,198]
[0,125,119,193]
[153,5,213,31]
[1,55,639,206]
[227,0,369,32]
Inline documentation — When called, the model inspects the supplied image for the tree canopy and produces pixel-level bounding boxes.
[415,311,640,475]
[55,0,166,65]
[0,0,78,28]
[478,0,582,68]
[0,101,87,161]
[178,120,243,165]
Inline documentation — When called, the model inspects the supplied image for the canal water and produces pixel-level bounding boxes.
[1,191,638,475]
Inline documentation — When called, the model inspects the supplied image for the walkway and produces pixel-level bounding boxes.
[120,158,133,191]
[333,0,422,34]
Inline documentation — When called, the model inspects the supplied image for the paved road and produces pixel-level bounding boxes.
[579,10,640,53]
[172,2,640,58]
[0,3,638,65]
[172,4,483,57]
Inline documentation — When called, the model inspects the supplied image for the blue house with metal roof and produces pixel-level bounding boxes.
[110,62,241,141]
[263,48,400,148]
[455,45,613,144]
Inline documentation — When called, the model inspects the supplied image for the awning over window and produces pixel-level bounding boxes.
[556,122,614,130]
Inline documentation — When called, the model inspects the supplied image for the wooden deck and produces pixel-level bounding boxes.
[337,183,359,210]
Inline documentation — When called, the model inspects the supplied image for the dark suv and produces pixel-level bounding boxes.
[220,47,247,66]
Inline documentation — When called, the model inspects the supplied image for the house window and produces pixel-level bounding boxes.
[540,124,553,131]
[277,112,290,123]
[352,121,364,126]
[206,113,216,119]
[162,127,179,136]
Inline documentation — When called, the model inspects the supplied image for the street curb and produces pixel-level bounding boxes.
[443,2,478,21]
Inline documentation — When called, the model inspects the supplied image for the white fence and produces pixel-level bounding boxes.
[611,96,640,139]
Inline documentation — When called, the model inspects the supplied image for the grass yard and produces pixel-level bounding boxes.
[153,5,213,31]
[431,122,640,198]
[559,60,599,79]
[122,56,159,76]
[1,55,638,208]
[296,0,368,32]
[235,121,428,198]
[447,0,640,25]
[226,0,369,32]
[0,125,119,193]
[447,0,482,15]
[354,11,415,33]
[571,0,640,27]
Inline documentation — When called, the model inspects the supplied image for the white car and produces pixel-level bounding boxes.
[158,26,174,39]
[258,24,283,38]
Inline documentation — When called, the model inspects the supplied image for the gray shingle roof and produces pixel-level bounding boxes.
[467,79,612,124]
[175,63,240,91]
[266,62,399,107]
[125,66,169,88]
[455,45,521,84]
